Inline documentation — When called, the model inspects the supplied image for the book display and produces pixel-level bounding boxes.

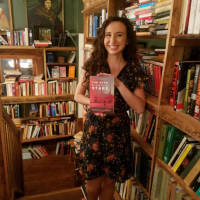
[82,0,200,199]
[0,46,78,159]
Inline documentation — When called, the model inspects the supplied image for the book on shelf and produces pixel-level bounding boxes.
[168,135,199,167]
[89,76,114,113]
[184,159,200,186]
[180,148,200,179]
[183,66,195,113]
[157,123,169,160]
[171,143,200,173]
[163,125,184,163]
[68,65,76,78]
[59,66,67,78]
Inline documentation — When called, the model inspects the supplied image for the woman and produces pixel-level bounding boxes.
[75,16,146,200]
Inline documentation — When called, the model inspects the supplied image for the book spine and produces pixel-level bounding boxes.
[189,64,200,116]
[172,144,193,172]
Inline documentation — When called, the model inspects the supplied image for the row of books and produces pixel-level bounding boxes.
[22,146,48,159]
[86,8,107,37]
[22,141,72,159]
[2,79,77,97]
[129,109,156,145]
[47,65,76,79]
[116,179,148,200]
[179,0,200,34]
[132,142,152,189]
[170,61,200,120]
[56,140,72,155]
[151,165,193,200]
[0,28,33,46]
[157,123,200,194]
[124,0,171,36]
[21,119,76,140]
[4,101,76,119]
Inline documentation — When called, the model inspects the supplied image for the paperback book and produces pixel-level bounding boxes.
[89,76,114,113]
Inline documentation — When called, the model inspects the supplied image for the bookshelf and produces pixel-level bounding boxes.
[82,0,124,43]
[0,45,78,158]
[82,0,200,199]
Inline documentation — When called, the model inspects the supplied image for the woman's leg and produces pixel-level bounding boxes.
[86,176,103,200]
[99,176,115,200]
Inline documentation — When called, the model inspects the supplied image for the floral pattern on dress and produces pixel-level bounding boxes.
[79,63,144,182]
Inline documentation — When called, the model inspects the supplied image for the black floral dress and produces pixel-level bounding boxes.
[79,63,143,183]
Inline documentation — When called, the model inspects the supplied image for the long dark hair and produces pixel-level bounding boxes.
[83,16,138,86]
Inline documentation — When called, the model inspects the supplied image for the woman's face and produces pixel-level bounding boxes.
[104,21,127,56]
[44,0,52,10]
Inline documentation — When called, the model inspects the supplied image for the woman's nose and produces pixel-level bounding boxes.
[110,35,116,44]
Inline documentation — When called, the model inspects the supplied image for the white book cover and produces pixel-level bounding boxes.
[193,0,200,34]
[187,0,198,34]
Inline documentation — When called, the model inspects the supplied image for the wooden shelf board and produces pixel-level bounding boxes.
[47,77,77,81]
[82,0,107,14]
[173,34,200,39]
[146,94,159,112]
[137,35,166,40]
[159,105,200,142]
[22,135,73,144]
[172,35,200,46]
[1,95,74,104]
[46,62,76,65]
[0,46,76,51]
[13,114,75,124]
[134,178,150,199]
[157,159,200,200]
[131,129,153,158]
[45,47,77,51]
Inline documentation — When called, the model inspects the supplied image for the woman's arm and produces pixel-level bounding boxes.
[115,78,146,114]
[74,70,90,106]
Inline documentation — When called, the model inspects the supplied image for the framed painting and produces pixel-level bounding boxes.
[26,0,64,43]
[0,0,13,31]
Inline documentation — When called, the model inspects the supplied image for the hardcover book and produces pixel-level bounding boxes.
[89,76,114,113]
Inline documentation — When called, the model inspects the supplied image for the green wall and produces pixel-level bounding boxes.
[12,0,83,33]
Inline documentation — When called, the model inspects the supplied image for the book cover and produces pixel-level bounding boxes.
[157,123,169,159]
[59,66,67,78]
[89,76,114,113]
[68,65,76,78]
[180,148,200,178]
[184,159,200,186]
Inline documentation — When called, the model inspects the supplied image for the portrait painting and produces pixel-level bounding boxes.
[0,0,12,31]
[26,0,64,42]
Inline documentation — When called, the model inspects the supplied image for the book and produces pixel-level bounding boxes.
[189,64,200,116]
[68,65,76,78]
[59,66,67,78]
[184,159,200,186]
[89,76,114,113]
[168,136,198,167]
[180,148,200,178]
[163,125,184,163]
[183,66,195,113]
[52,66,60,78]
[157,123,169,159]
[172,143,197,172]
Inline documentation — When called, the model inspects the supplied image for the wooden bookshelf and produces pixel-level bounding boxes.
[1,95,74,104]
[81,0,200,199]
[157,159,200,200]
[131,129,153,158]
[22,135,74,144]
[159,105,200,142]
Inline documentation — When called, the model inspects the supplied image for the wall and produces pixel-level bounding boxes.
[12,0,83,33]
